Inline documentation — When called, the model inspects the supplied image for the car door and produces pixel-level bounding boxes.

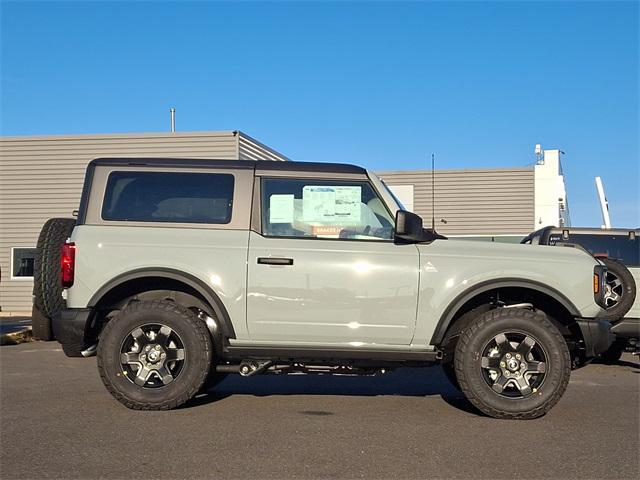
[246,175,420,345]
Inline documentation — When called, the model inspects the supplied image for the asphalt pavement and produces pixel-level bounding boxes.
[1,342,638,479]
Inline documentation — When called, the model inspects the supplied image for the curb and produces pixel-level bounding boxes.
[0,326,33,346]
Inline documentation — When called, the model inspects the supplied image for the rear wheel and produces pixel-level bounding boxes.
[455,308,571,420]
[97,301,212,410]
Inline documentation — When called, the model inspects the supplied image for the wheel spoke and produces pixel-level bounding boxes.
[516,336,536,356]
[608,291,621,302]
[494,333,510,353]
[481,356,501,369]
[155,366,174,385]
[134,366,152,386]
[609,277,622,289]
[514,376,532,396]
[492,375,510,393]
[121,352,140,365]
[131,327,148,347]
[165,348,185,362]
[526,361,546,374]
[155,325,172,347]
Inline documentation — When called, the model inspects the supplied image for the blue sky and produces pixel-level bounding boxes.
[1,1,638,227]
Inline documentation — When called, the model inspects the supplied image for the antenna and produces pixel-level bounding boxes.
[595,176,612,229]
[431,153,435,230]
[170,108,176,133]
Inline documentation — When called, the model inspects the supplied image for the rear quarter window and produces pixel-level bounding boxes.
[101,171,234,224]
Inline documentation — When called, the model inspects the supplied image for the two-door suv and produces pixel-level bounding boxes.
[52,158,613,419]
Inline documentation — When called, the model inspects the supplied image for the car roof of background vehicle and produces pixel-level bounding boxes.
[543,226,639,235]
[89,158,366,175]
[520,226,639,245]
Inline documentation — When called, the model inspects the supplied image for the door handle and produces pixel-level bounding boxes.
[257,257,294,266]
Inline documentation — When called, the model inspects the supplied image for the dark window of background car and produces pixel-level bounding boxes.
[555,234,639,267]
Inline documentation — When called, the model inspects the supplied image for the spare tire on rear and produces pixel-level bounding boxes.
[32,218,76,340]
[599,257,636,321]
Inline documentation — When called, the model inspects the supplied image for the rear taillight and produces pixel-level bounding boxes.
[61,242,76,288]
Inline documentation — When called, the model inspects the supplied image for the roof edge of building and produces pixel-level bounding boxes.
[0,130,240,142]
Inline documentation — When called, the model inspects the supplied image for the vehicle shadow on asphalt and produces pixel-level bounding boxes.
[591,357,640,371]
[186,366,479,415]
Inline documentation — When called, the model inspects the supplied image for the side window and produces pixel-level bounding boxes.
[261,178,394,241]
[11,248,38,279]
[102,171,234,224]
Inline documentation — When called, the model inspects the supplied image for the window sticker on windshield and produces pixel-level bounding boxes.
[302,186,361,222]
[269,194,295,223]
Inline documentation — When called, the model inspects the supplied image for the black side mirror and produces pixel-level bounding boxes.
[395,210,423,240]
[395,210,446,244]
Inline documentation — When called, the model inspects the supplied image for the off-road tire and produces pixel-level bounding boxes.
[455,308,571,420]
[31,305,53,342]
[32,218,76,340]
[599,258,636,321]
[97,300,212,410]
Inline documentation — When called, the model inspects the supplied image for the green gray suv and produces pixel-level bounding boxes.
[49,158,613,419]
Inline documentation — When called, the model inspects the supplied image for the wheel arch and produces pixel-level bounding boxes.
[430,279,581,346]
[88,268,236,339]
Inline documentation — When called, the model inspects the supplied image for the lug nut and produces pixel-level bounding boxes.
[145,345,151,351]
[161,353,166,358]
[505,371,510,377]
[515,354,521,360]
[500,362,506,368]
[141,355,146,361]
[155,345,161,351]
[506,353,511,359]
[520,363,526,368]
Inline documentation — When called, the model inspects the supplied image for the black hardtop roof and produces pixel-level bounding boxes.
[89,157,366,174]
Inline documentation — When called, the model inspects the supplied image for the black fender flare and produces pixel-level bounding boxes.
[88,268,236,338]
[429,279,581,346]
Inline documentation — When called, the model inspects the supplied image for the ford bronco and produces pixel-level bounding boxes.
[50,158,613,419]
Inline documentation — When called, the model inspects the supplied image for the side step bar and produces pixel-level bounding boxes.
[223,345,441,363]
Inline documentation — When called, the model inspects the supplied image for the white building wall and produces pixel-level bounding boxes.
[534,149,570,228]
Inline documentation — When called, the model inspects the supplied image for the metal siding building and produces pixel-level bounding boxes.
[0,131,289,313]
[377,167,535,236]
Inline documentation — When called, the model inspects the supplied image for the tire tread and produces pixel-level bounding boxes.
[454,308,571,420]
[97,300,212,410]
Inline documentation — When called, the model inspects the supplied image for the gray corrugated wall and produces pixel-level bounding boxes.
[0,131,288,313]
[376,168,535,236]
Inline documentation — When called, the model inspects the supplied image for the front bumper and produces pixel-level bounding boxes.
[52,308,95,356]
[575,318,615,358]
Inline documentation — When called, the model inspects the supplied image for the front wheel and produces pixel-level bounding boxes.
[97,301,212,410]
[454,308,571,420]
